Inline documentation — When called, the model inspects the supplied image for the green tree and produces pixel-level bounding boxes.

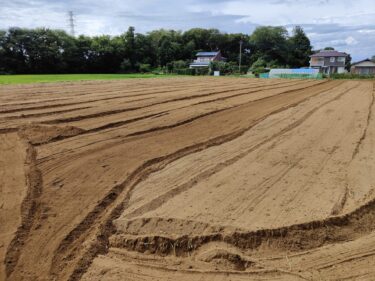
[123,26,136,69]
[287,26,312,67]
[171,60,188,69]
[6,28,69,73]
[158,36,174,67]
[134,33,156,66]
[1,28,34,73]
[345,54,352,72]
[249,26,289,66]
[74,35,94,73]
[55,30,81,73]
[182,40,196,60]
[89,35,123,73]
[250,58,268,75]
[0,30,7,73]
[0,25,316,75]
[220,33,251,66]
[182,28,211,51]
[120,59,132,73]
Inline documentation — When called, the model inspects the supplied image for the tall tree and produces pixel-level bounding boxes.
[182,28,212,51]
[287,26,312,67]
[73,35,94,73]
[123,26,136,69]
[1,28,33,73]
[249,26,289,66]
[134,33,156,66]
[158,35,176,66]
[345,54,352,71]
[0,30,6,73]
[89,35,122,73]
[0,25,319,74]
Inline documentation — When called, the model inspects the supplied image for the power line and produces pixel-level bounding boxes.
[68,11,75,36]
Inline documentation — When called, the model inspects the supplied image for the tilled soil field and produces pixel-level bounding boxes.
[0,77,374,281]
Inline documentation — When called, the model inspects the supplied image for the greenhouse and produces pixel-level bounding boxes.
[268,68,322,79]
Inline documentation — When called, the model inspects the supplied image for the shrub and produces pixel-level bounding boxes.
[252,67,268,76]
[120,59,133,73]
[151,67,164,75]
[195,67,209,75]
[239,65,249,74]
[172,60,188,69]
[330,73,375,80]
[139,64,152,73]
[174,68,195,75]
[209,61,248,75]
[250,58,269,76]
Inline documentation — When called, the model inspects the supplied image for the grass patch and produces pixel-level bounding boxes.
[0,73,179,85]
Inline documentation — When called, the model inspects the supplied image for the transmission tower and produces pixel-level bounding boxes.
[68,11,75,36]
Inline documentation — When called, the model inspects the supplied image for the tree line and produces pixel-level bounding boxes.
[0,26,313,74]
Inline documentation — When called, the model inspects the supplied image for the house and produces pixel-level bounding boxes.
[350,59,375,75]
[189,51,226,68]
[309,50,348,75]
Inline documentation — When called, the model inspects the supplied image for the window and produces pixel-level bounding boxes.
[330,57,335,63]
[337,57,345,63]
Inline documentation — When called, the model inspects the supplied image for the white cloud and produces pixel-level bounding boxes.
[358,29,375,34]
[345,36,358,46]
[0,0,374,60]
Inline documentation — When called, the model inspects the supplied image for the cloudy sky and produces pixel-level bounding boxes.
[1,0,374,60]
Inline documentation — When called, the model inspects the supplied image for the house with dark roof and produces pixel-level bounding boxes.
[350,59,375,75]
[309,50,348,75]
[189,51,226,68]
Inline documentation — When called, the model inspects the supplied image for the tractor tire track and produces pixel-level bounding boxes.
[352,82,375,159]
[48,81,336,281]
[23,81,316,146]
[4,139,43,278]
[122,82,359,220]
[41,80,308,125]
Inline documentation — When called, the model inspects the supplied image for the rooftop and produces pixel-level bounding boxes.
[351,59,375,66]
[310,50,348,58]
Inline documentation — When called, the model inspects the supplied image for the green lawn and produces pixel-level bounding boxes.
[0,74,178,85]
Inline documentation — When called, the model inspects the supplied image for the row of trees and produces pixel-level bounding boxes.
[0,26,313,74]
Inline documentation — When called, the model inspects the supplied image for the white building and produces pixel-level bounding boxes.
[351,59,375,75]
[310,50,348,75]
[189,51,226,68]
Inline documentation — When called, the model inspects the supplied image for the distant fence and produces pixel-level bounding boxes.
[264,68,322,79]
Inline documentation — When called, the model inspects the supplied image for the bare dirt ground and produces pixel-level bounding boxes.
[0,77,374,281]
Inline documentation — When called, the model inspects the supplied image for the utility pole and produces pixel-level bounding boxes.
[239,39,243,72]
[68,11,75,36]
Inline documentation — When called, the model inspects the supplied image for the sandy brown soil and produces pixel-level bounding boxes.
[0,77,374,281]
[0,133,28,281]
